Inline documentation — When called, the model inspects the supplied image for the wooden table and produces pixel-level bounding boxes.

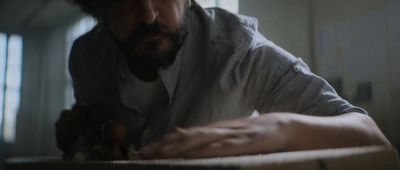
[6,146,400,170]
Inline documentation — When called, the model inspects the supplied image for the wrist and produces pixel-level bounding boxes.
[258,113,296,152]
[277,113,298,151]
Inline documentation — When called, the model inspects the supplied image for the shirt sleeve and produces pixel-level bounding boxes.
[68,24,117,107]
[69,37,89,107]
[241,42,367,116]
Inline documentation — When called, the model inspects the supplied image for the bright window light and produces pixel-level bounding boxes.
[196,0,217,8]
[196,0,239,13]
[218,0,239,13]
[3,35,23,143]
[0,33,7,134]
[66,17,96,47]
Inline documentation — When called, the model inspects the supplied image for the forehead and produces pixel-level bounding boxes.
[105,0,188,15]
[104,0,190,18]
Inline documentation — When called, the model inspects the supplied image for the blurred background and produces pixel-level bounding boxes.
[0,0,399,167]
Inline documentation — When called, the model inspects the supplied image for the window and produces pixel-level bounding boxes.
[0,33,6,139]
[0,33,23,143]
[64,17,96,108]
[196,0,239,13]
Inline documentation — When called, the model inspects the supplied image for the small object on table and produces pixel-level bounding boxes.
[100,120,127,160]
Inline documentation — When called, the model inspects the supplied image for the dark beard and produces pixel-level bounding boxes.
[122,21,187,70]
[109,20,187,82]
[107,7,189,81]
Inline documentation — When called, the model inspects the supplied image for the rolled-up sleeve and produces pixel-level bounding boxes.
[241,42,367,116]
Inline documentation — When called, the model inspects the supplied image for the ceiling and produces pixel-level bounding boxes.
[0,0,84,33]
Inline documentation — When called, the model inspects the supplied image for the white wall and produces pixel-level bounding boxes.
[312,0,400,146]
[13,26,70,157]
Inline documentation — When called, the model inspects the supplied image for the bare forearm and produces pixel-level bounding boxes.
[280,112,391,151]
[140,112,391,159]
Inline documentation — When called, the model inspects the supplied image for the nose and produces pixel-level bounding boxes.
[139,0,158,24]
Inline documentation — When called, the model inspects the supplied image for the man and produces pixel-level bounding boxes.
[56,0,390,160]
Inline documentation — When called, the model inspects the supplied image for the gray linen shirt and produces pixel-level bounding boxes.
[69,4,366,146]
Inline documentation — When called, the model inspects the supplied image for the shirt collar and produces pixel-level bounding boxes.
[159,9,195,102]
[158,41,185,102]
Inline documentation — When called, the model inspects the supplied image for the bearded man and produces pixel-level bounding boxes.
[56,0,390,160]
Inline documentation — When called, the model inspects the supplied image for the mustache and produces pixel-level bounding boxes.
[129,22,175,42]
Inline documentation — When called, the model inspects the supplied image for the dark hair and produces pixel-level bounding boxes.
[67,0,196,20]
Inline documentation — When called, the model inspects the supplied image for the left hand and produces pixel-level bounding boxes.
[140,113,291,159]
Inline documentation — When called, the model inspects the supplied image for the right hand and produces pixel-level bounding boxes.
[55,108,85,156]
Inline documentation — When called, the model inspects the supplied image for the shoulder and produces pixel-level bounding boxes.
[196,6,303,71]
[191,5,295,64]
[193,5,260,46]
[70,23,113,63]
[68,23,116,104]
[69,23,116,76]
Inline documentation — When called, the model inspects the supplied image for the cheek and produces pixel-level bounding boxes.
[158,0,187,31]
